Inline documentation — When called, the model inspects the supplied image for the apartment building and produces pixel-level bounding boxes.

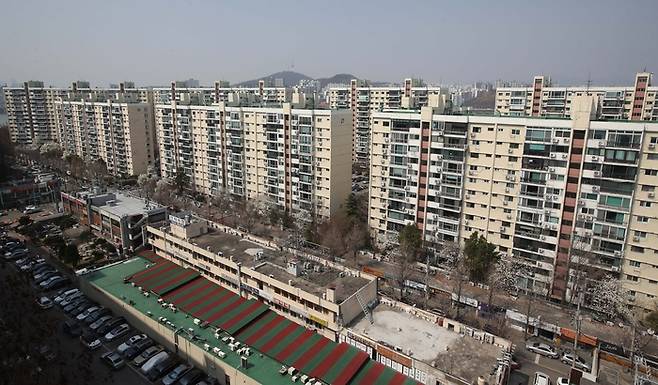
[155,101,352,219]
[368,98,658,311]
[495,72,658,121]
[3,80,151,146]
[326,78,450,165]
[153,80,291,106]
[54,99,156,176]
[145,212,377,340]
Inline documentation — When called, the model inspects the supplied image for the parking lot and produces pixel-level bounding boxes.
[0,224,212,385]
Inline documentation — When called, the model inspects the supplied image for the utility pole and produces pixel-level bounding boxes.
[424,252,430,309]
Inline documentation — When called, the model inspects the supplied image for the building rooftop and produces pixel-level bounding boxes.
[83,256,420,385]
[351,304,504,384]
[95,192,163,218]
[185,227,370,303]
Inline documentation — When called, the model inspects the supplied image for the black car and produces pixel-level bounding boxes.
[43,277,70,291]
[85,308,111,324]
[70,302,94,317]
[31,263,52,274]
[97,317,126,335]
[63,320,83,337]
[177,368,204,385]
[63,298,88,313]
[145,355,178,381]
[123,338,155,360]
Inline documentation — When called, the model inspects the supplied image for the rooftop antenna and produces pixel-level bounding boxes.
[585,72,592,95]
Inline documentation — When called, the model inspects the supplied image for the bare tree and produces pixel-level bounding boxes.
[439,241,469,319]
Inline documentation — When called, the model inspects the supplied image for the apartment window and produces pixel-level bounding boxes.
[641,185,656,192]
[631,246,645,253]
[640,201,653,207]
[635,231,647,238]
[471,153,479,158]
[488,127,494,131]
[626,275,639,282]
[473,127,481,133]
[646,170,658,176]
[650,137,658,144]
[511,129,521,135]
[637,216,650,223]
[629,260,641,268]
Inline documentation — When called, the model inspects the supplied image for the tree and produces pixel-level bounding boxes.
[463,232,500,283]
[344,222,369,265]
[87,158,109,186]
[60,244,81,267]
[172,167,189,193]
[439,241,469,319]
[64,154,85,178]
[18,215,32,227]
[398,224,422,262]
[137,173,157,199]
[0,125,14,183]
[345,193,359,219]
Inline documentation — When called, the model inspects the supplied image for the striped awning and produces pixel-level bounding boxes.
[348,361,423,385]
[128,258,200,296]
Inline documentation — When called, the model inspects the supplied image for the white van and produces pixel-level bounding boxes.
[140,351,169,374]
[534,372,551,385]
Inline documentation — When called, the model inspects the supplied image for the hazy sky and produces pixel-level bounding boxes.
[1,0,657,87]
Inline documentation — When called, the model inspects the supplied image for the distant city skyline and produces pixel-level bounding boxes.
[1,0,657,87]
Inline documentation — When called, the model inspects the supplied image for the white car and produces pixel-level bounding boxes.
[37,296,53,309]
[76,306,100,321]
[533,372,551,385]
[104,323,130,341]
[526,342,559,359]
[117,333,147,355]
[561,353,590,371]
[55,289,79,304]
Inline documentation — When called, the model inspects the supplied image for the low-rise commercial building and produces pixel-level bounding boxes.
[61,190,166,254]
[79,255,420,385]
[368,98,658,311]
[155,102,352,219]
[145,212,377,340]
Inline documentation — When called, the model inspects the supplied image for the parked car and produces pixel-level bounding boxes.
[36,296,53,309]
[59,291,84,307]
[557,377,570,385]
[133,345,164,367]
[176,368,204,385]
[117,334,148,355]
[31,263,52,275]
[526,342,559,359]
[63,320,83,337]
[76,306,100,321]
[101,351,125,370]
[85,308,111,325]
[39,275,63,288]
[43,277,70,291]
[560,353,590,371]
[162,363,192,385]
[80,332,102,350]
[90,315,113,331]
[23,206,41,214]
[5,249,28,260]
[63,299,88,314]
[34,269,58,282]
[70,302,95,317]
[533,372,551,385]
[124,338,155,360]
[97,317,126,335]
[145,356,178,381]
[104,323,130,342]
[139,351,169,375]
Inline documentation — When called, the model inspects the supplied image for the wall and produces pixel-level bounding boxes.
[339,276,377,326]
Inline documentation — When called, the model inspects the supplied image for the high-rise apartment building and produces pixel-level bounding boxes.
[495,72,657,121]
[3,80,151,145]
[152,80,291,106]
[54,99,156,176]
[155,101,352,219]
[326,78,450,165]
[368,98,658,311]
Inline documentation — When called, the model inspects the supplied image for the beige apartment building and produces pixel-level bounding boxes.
[153,80,291,106]
[495,72,658,121]
[3,80,151,146]
[145,212,378,340]
[155,101,352,219]
[369,99,658,312]
[326,78,450,165]
[54,99,156,176]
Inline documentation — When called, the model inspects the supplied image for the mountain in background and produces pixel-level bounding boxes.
[235,71,363,88]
